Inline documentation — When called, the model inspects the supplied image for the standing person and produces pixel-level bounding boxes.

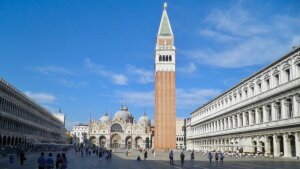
[104,150,109,163]
[61,153,67,169]
[144,150,147,160]
[208,152,213,163]
[55,154,63,169]
[108,150,112,163]
[169,150,174,165]
[190,150,195,165]
[99,149,103,161]
[220,152,224,164]
[46,153,54,169]
[20,151,26,166]
[9,153,14,166]
[125,149,128,157]
[37,152,46,169]
[180,151,185,166]
[215,152,219,164]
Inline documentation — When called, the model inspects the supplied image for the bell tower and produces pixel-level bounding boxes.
[154,2,176,149]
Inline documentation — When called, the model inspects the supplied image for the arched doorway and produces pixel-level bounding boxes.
[7,136,10,146]
[111,134,121,149]
[135,136,143,149]
[89,136,97,147]
[289,135,296,157]
[253,141,257,154]
[145,137,150,149]
[260,141,265,154]
[99,136,106,148]
[125,136,132,149]
[278,135,284,156]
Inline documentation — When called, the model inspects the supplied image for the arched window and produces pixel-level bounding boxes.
[159,55,162,61]
[162,55,165,61]
[111,123,123,132]
[166,55,169,61]
[169,55,172,61]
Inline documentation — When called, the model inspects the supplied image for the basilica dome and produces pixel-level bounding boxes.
[113,105,131,121]
[100,113,110,123]
[138,112,151,126]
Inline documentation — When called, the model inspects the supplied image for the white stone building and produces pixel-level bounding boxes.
[71,124,89,147]
[186,46,300,158]
[73,105,152,149]
[176,118,186,149]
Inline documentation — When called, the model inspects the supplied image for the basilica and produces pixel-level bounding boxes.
[72,105,153,149]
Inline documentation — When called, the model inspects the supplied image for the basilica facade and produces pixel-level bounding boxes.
[73,105,153,149]
[186,46,300,158]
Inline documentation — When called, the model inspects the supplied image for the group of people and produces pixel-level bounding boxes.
[168,150,225,166]
[136,149,148,161]
[37,152,68,169]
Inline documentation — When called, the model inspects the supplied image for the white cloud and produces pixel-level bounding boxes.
[116,90,154,107]
[35,66,75,76]
[126,65,154,84]
[178,62,197,74]
[85,58,128,85]
[24,91,56,104]
[186,2,300,68]
[57,78,89,88]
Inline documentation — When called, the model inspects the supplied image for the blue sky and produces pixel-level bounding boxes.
[0,0,299,130]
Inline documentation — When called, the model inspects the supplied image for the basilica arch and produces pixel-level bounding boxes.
[135,136,143,149]
[99,136,106,148]
[111,134,121,149]
[125,136,132,149]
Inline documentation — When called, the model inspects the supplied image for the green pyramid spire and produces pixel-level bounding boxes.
[158,3,173,36]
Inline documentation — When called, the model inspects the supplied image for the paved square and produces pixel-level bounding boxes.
[1,150,300,169]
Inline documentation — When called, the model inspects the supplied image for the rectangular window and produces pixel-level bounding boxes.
[258,83,262,93]
[285,69,291,82]
[275,74,279,86]
[266,79,270,90]
[251,87,254,96]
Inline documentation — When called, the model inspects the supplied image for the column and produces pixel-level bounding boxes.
[273,135,280,157]
[224,118,227,130]
[295,132,300,158]
[255,108,260,124]
[243,112,247,126]
[232,115,236,128]
[249,110,253,125]
[281,99,287,119]
[265,136,271,155]
[237,113,242,127]
[228,117,232,129]
[257,137,262,153]
[293,94,300,117]
[283,133,292,157]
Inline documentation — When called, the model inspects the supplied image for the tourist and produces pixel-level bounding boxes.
[137,155,141,161]
[108,150,112,162]
[180,151,185,166]
[46,153,54,169]
[126,149,128,157]
[169,150,174,165]
[20,151,26,166]
[9,153,14,165]
[208,152,213,163]
[215,152,219,164]
[80,150,84,157]
[37,152,46,169]
[104,150,109,162]
[190,150,194,165]
[220,152,224,164]
[62,153,68,169]
[144,150,147,160]
[99,149,103,160]
[55,154,63,169]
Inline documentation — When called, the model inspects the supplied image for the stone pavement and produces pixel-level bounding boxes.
[1,150,300,169]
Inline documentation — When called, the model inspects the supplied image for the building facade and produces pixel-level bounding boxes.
[72,105,152,149]
[176,118,186,149]
[186,47,300,158]
[154,2,176,149]
[71,124,89,147]
[0,78,66,147]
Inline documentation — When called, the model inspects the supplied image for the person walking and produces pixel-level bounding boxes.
[215,152,219,164]
[220,152,224,164]
[55,154,63,169]
[20,151,26,166]
[99,149,103,160]
[46,153,54,169]
[37,152,46,169]
[61,153,67,169]
[190,150,195,165]
[180,151,185,166]
[169,150,174,165]
[9,153,14,166]
[144,150,147,160]
[208,152,213,163]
